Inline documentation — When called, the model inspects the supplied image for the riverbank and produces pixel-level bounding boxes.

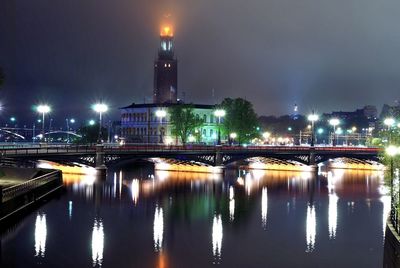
[0,167,63,222]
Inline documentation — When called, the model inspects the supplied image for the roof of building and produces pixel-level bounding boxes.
[120,102,216,110]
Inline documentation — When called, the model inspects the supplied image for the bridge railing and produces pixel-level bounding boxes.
[1,170,61,203]
[0,143,381,155]
[0,144,95,156]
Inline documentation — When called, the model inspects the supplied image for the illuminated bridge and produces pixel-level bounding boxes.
[0,144,382,169]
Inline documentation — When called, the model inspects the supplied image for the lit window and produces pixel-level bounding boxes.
[168,64,171,67]
[164,63,167,67]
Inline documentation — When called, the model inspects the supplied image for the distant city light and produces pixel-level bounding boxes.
[317,128,324,134]
[89,120,96,126]
[230,133,237,139]
[10,117,16,122]
[288,127,292,131]
[70,118,76,124]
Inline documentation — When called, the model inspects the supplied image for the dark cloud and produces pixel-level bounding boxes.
[1,0,400,125]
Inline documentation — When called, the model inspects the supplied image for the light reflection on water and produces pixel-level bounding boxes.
[0,165,389,268]
[92,218,104,267]
[34,213,47,258]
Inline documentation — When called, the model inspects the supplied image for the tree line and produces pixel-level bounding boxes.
[169,98,259,145]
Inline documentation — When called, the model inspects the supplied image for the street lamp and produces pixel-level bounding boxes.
[329,118,340,146]
[155,109,167,143]
[214,109,226,145]
[307,112,319,147]
[230,132,237,145]
[37,104,51,138]
[384,118,395,130]
[92,103,108,143]
[386,145,400,203]
[66,118,75,143]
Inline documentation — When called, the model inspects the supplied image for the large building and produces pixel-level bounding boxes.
[120,25,219,144]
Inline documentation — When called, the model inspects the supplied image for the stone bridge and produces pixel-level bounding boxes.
[0,144,382,168]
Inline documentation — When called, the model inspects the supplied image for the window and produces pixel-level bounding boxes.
[203,114,207,122]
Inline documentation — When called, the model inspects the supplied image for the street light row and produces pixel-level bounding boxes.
[34,103,108,139]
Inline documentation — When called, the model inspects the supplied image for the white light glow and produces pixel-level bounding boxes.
[155,110,167,118]
[212,214,223,264]
[328,193,338,239]
[37,105,51,114]
[154,205,164,251]
[92,103,108,113]
[229,186,235,221]
[261,187,268,229]
[34,213,47,257]
[214,109,226,118]
[131,179,140,205]
[306,204,316,252]
[308,114,319,122]
[92,218,104,267]
[329,118,340,127]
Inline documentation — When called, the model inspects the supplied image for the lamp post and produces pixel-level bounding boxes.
[66,118,75,143]
[214,109,226,145]
[155,109,167,144]
[384,117,396,144]
[92,103,108,143]
[307,112,319,147]
[230,132,237,145]
[386,145,400,222]
[329,118,340,146]
[37,105,51,139]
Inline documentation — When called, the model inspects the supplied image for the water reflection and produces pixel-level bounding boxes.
[34,213,47,258]
[2,164,385,268]
[212,214,223,264]
[261,187,268,229]
[131,179,140,205]
[154,205,164,252]
[92,218,104,267]
[229,186,235,222]
[306,203,316,253]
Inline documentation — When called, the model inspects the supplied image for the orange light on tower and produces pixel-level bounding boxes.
[161,25,173,37]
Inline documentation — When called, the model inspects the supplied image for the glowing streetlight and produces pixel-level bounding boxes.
[386,145,400,192]
[384,118,395,129]
[92,103,109,143]
[262,132,271,139]
[230,132,237,144]
[156,109,167,143]
[37,104,51,137]
[89,119,96,126]
[329,118,340,146]
[307,112,319,147]
[214,109,226,145]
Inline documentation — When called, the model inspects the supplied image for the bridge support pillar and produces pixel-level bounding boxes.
[309,149,318,171]
[95,144,107,179]
[215,149,223,166]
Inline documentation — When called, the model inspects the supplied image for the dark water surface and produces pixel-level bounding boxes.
[0,165,389,268]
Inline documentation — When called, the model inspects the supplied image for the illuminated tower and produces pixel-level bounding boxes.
[153,26,178,103]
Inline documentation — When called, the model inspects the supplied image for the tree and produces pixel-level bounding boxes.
[220,98,259,144]
[169,104,204,145]
[76,124,107,144]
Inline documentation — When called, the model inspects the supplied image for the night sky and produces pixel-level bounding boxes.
[1,0,400,125]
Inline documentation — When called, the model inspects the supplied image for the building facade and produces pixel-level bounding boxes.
[120,103,220,144]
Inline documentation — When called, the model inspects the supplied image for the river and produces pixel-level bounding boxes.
[0,164,390,268]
